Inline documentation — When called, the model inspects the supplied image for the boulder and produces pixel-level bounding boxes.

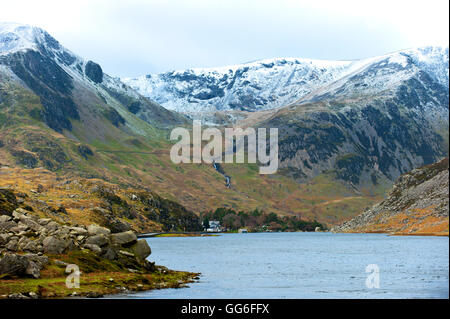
[101,247,117,260]
[25,261,40,279]
[106,219,131,233]
[42,236,69,254]
[84,244,102,255]
[85,234,109,247]
[24,254,49,269]
[14,208,30,216]
[130,239,151,260]
[0,233,8,246]
[0,254,29,277]
[118,250,134,257]
[110,231,137,246]
[18,216,42,232]
[10,224,28,234]
[85,61,103,83]
[69,227,88,236]
[87,224,111,236]
[0,220,16,232]
[38,218,52,226]
[44,221,60,233]
[0,215,12,223]
[5,238,18,251]
[22,240,41,253]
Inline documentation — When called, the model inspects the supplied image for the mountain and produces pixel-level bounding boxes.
[332,158,449,235]
[0,22,186,132]
[125,46,449,188]
[122,47,448,116]
[0,23,203,232]
[122,58,352,114]
[249,47,448,188]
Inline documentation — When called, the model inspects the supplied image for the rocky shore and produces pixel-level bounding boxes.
[0,207,198,298]
[332,158,449,235]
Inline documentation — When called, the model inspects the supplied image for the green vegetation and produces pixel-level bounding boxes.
[201,207,326,232]
[0,249,198,298]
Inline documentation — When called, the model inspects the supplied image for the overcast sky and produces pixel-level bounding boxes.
[1,0,449,77]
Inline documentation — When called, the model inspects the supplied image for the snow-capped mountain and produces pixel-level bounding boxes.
[0,22,185,132]
[123,47,449,115]
[123,58,353,113]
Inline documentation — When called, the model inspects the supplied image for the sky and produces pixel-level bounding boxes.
[1,0,449,77]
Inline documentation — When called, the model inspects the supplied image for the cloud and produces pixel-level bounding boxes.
[1,0,448,77]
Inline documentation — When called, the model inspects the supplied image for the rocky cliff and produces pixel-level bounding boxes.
[332,158,449,235]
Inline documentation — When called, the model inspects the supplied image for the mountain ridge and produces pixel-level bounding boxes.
[123,46,448,116]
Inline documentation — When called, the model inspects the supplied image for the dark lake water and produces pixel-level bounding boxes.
[117,232,449,299]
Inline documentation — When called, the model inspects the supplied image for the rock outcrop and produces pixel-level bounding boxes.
[332,158,449,235]
[84,60,103,83]
[0,208,152,279]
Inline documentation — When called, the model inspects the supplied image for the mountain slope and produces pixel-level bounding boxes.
[248,48,449,187]
[332,158,449,235]
[124,47,449,189]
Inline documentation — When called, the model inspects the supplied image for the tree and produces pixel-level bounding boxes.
[264,212,279,224]
[222,214,240,230]
[202,217,210,230]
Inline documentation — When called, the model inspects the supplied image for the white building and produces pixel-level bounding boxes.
[206,221,221,232]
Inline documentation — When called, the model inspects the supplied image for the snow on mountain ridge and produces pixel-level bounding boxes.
[123,46,449,114]
[0,22,40,55]
[0,22,149,107]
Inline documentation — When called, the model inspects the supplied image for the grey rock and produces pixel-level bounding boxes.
[110,231,137,246]
[18,216,42,232]
[53,259,68,267]
[84,244,102,255]
[25,261,40,278]
[28,292,38,299]
[44,221,60,233]
[87,224,111,236]
[101,247,117,260]
[69,227,88,235]
[38,218,52,226]
[0,220,17,232]
[5,238,18,251]
[130,239,151,260]
[85,234,109,247]
[0,215,12,223]
[10,224,28,234]
[0,254,29,277]
[24,254,49,269]
[118,250,134,257]
[42,236,69,254]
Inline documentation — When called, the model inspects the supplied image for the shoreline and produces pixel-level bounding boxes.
[0,265,200,299]
[331,230,449,237]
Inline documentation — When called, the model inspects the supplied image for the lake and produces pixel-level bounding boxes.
[116,232,449,299]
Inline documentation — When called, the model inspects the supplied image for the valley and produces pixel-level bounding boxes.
[0,21,448,300]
